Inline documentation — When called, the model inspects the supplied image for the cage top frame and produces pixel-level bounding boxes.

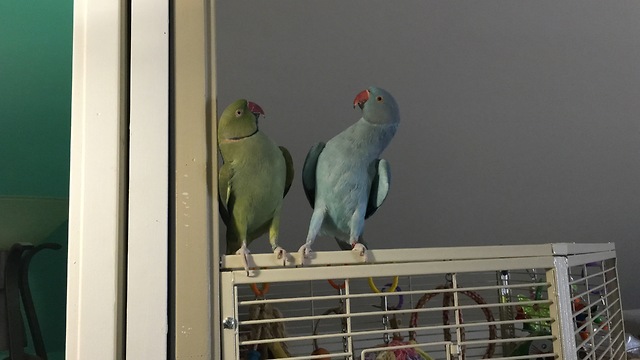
[221,242,616,271]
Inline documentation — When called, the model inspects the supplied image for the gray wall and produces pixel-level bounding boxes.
[216,1,640,307]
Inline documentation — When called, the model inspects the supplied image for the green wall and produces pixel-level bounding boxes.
[0,0,73,358]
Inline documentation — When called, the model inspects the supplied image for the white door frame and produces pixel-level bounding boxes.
[66,0,169,358]
[66,0,128,358]
[126,0,169,358]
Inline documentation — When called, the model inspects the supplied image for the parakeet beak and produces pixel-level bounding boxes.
[247,101,265,119]
[353,89,370,110]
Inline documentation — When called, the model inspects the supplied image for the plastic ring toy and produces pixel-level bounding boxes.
[380,284,404,310]
[328,279,346,290]
[368,276,399,293]
[250,283,270,298]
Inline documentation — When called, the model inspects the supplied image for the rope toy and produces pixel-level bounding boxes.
[247,283,291,359]
[408,280,496,359]
[364,339,434,360]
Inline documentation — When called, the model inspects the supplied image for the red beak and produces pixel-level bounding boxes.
[247,101,265,116]
[353,89,370,110]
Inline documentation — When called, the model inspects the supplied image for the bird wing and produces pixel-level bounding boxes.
[365,158,391,219]
[301,142,326,207]
[279,146,295,197]
[218,163,234,225]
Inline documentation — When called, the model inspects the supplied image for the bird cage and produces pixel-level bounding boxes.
[219,243,624,359]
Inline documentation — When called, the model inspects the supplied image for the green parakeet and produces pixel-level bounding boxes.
[218,99,294,275]
[299,87,400,263]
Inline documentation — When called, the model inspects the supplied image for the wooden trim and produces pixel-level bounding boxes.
[172,0,213,358]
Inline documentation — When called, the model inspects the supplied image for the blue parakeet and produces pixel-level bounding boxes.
[218,99,294,275]
[299,86,400,262]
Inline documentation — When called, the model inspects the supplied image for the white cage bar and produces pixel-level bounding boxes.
[219,243,624,359]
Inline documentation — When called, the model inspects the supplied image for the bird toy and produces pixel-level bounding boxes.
[310,279,349,359]
[369,278,402,343]
[368,276,400,294]
[364,339,433,360]
[571,262,609,341]
[515,282,551,335]
[365,280,433,360]
[509,280,553,357]
[246,282,291,359]
[311,306,345,359]
[573,298,607,341]
[328,278,346,291]
[409,275,496,360]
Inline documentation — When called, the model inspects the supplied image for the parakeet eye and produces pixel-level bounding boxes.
[235,109,243,117]
[376,96,383,102]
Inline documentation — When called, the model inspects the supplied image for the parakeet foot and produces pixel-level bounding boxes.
[273,246,288,266]
[235,245,254,277]
[298,244,313,264]
[352,243,368,262]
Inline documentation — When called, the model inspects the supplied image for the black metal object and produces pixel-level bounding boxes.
[1,242,61,360]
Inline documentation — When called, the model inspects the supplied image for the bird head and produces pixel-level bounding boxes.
[353,86,400,126]
[218,99,264,141]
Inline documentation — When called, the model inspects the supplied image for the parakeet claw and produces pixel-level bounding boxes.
[273,246,288,266]
[236,245,255,277]
[298,244,313,263]
[352,243,368,262]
